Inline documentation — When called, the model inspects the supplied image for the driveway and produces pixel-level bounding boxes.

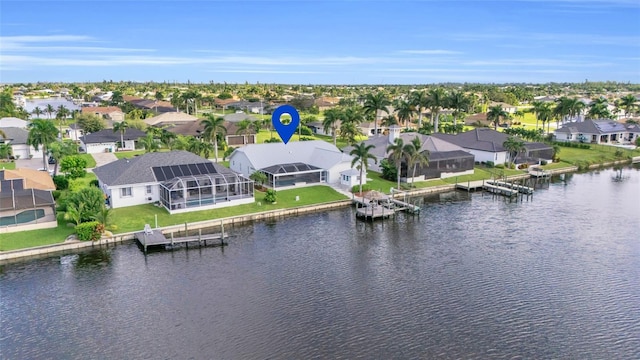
[16,158,51,171]
[91,152,118,168]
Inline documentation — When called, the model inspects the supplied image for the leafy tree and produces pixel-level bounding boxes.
[363,92,391,137]
[349,142,377,195]
[249,171,267,188]
[76,113,105,133]
[64,187,104,223]
[386,137,407,190]
[140,133,159,153]
[264,189,277,203]
[487,105,509,130]
[27,119,58,170]
[45,104,55,119]
[48,139,78,176]
[380,158,397,182]
[0,90,18,117]
[60,155,87,179]
[339,106,365,145]
[112,120,129,150]
[448,90,470,126]
[0,143,12,160]
[92,206,115,231]
[201,114,227,162]
[587,98,612,120]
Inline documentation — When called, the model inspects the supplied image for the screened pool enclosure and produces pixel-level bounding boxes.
[154,163,254,212]
[260,162,326,188]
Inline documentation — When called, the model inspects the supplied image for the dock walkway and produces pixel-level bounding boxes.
[135,226,227,252]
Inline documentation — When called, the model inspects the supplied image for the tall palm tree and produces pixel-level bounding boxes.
[409,90,428,128]
[340,106,365,145]
[487,105,509,130]
[27,119,58,169]
[45,104,55,119]
[395,99,415,128]
[503,136,526,166]
[618,94,638,118]
[386,137,407,190]
[426,88,447,133]
[112,120,130,151]
[140,133,159,153]
[448,90,469,126]
[404,136,430,187]
[530,100,545,130]
[159,129,177,150]
[381,114,398,127]
[587,98,611,120]
[31,106,43,119]
[201,114,227,162]
[56,104,70,138]
[363,92,391,137]
[349,142,377,195]
[537,102,554,134]
[322,107,342,146]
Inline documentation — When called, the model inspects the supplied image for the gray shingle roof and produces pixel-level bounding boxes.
[80,128,146,144]
[343,133,464,158]
[93,150,231,186]
[556,119,630,134]
[432,128,550,153]
[0,127,29,144]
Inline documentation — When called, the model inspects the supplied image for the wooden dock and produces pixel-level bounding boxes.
[529,168,551,178]
[482,183,518,197]
[486,180,534,195]
[355,205,394,220]
[135,226,227,253]
[455,180,485,191]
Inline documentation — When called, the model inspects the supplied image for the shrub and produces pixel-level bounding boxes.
[65,187,105,223]
[264,189,277,203]
[351,184,372,193]
[518,163,529,170]
[75,221,103,241]
[52,175,69,190]
[52,190,62,200]
[60,155,87,179]
[380,159,397,181]
[540,160,548,166]
[264,137,282,143]
[614,149,624,158]
[636,137,640,147]
[90,179,100,187]
[485,161,495,168]
[299,125,313,136]
[495,164,505,169]
[223,147,235,160]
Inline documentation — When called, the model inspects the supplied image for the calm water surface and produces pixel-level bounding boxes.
[1,166,639,359]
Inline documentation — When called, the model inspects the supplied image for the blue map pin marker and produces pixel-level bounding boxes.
[271,104,300,144]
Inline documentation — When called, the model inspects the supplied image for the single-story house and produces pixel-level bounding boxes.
[226,101,265,114]
[164,120,257,147]
[66,123,84,143]
[0,168,57,233]
[223,113,259,123]
[79,128,146,154]
[143,112,199,127]
[0,127,44,160]
[554,119,640,145]
[124,96,176,113]
[433,128,553,165]
[0,117,28,129]
[489,102,518,114]
[314,97,340,111]
[81,106,125,122]
[343,126,475,182]
[92,151,254,214]
[229,140,359,189]
[306,121,338,137]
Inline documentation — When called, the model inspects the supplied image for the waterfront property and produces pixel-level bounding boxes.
[343,125,475,182]
[0,127,45,160]
[143,111,199,127]
[164,120,257,147]
[0,169,57,233]
[229,140,359,189]
[554,119,640,145]
[432,128,554,165]
[0,117,28,129]
[79,128,146,153]
[93,151,254,214]
[81,106,125,123]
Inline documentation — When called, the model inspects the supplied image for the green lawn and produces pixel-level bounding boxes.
[111,185,348,233]
[77,153,96,168]
[0,220,76,251]
[555,144,639,165]
[114,149,147,159]
[0,161,16,170]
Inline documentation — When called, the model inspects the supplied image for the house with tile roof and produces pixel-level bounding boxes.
[432,128,553,165]
[0,127,45,160]
[554,119,640,145]
[93,151,254,213]
[0,117,28,129]
[143,111,199,127]
[0,168,57,233]
[81,106,124,122]
[229,140,359,189]
[164,120,256,147]
[79,128,146,154]
[343,126,475,182]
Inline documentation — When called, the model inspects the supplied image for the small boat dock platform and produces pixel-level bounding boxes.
[353,190,420,221]
[456,180,485,191]
[529,167,551,178]
[135,224,227,253]
[486,180,534,195]
[482,183,518,197]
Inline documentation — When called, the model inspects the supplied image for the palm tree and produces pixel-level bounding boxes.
[56,104,70,138]
[530,100,546,130]
[112,120,130,151]
[537,102,554,134]
[48,139,78,176]
[31,106,43,119]
[503,136,526,166]
[349,142,377,195]
[45,104,55,119]
[448,91,469,127]
[322,108,342,146]
[363,92,391,137]
[404,136,430,187]
[386,137,407,190]
[426,88,447,133]
[618,94,638,118]
[201,114,227,162]
[487,105,509,130]
[27,119,58,170]
[0,143,12,161]
[381,114,398,127]
[140,133,159,153]
[187,136,204,156]
[395,99,415,128]
[587,98,612,120]
[159,129,177,150]
[409,90,428,128]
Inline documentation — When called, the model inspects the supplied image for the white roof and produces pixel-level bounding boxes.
[233,140,352,171]
[0,117,28,129]
[144,112,198,126]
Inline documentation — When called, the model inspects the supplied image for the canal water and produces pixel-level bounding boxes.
[1,166,639,359]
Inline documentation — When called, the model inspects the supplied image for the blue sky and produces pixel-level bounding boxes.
[1,0,639,84]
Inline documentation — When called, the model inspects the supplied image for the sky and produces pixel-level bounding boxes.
[1,0,639,84]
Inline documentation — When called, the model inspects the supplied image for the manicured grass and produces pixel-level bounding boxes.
[111,185,348,233]
[541,161,574,170]
[0,220,75,251]
[114,150,147,159]
[364,171,397,194]
[0,161,16,170]
[77,153,96,168]
[555,144,639,165]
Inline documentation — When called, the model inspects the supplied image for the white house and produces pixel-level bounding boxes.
[92,151,254,214]
[0,117,28,129]
[229,140,359,189]
[79,128,146,154]
[0,127,44,160]
[554,119,640,145]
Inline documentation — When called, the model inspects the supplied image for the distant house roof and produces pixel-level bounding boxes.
[144,112,199,126]
[165,120,255,137]
[223,113,258,123]
[432,128,550,153]
[555,119,632,134]
[81,106,123,115]
[344,133,465,159]
[93,150,234,186]
[124,96,176,113]
[0,117,28,129]
[232,140,351,171]
[1,168,55,190]
[80,128,146,144]
[0,127,29,144]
